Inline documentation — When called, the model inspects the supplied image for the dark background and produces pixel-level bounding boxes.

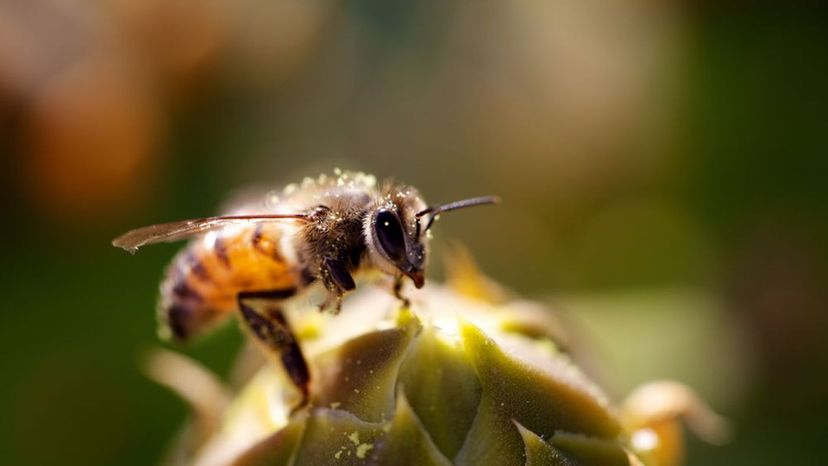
[1,1,826,465]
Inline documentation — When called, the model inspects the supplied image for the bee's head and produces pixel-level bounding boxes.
[364,187,498,289]
[364,188,428,288]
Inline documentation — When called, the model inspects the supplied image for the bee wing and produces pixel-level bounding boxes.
[112,214,307,253]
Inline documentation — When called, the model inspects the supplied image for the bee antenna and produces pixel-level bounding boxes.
[416,195,500,233]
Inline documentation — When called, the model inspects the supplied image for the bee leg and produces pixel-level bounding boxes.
[237,290,310,412]
[393,275,411,308]
[324,258,356,292]
[317,292,343,314]
[318,258,352,314]
[269,308,311,414]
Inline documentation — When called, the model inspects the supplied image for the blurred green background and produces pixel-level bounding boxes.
[1,1,826,465]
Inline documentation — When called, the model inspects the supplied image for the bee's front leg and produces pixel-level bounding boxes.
[237,290,310,413]
[317,258,353,314]
[393,275,411,308]
[317,291,344,314]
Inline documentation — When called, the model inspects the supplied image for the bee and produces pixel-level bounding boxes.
[113,171,497,409]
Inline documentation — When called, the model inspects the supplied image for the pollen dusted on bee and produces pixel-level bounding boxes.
[113,170,498,414]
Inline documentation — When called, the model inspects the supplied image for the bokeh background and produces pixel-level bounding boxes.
[1,1,826,465]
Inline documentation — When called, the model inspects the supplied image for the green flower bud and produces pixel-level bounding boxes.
[149,265,725,466]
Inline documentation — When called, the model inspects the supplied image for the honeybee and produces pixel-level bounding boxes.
[113,171,497,409]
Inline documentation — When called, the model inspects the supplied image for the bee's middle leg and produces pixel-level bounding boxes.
[237,290,310,412]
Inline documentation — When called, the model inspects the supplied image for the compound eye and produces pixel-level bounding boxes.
[375,210,406,262]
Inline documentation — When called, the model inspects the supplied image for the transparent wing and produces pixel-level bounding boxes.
[112,214,307,253]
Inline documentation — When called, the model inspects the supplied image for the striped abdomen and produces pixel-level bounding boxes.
[159,224,297,340]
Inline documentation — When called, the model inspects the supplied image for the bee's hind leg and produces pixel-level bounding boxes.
[237,290,310,413]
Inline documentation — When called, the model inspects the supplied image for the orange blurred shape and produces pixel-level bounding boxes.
[223,0,334,88]
[112,0,225,94]
[623,381,731,466]
[0,10,32,113]
[21,57,160,223]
